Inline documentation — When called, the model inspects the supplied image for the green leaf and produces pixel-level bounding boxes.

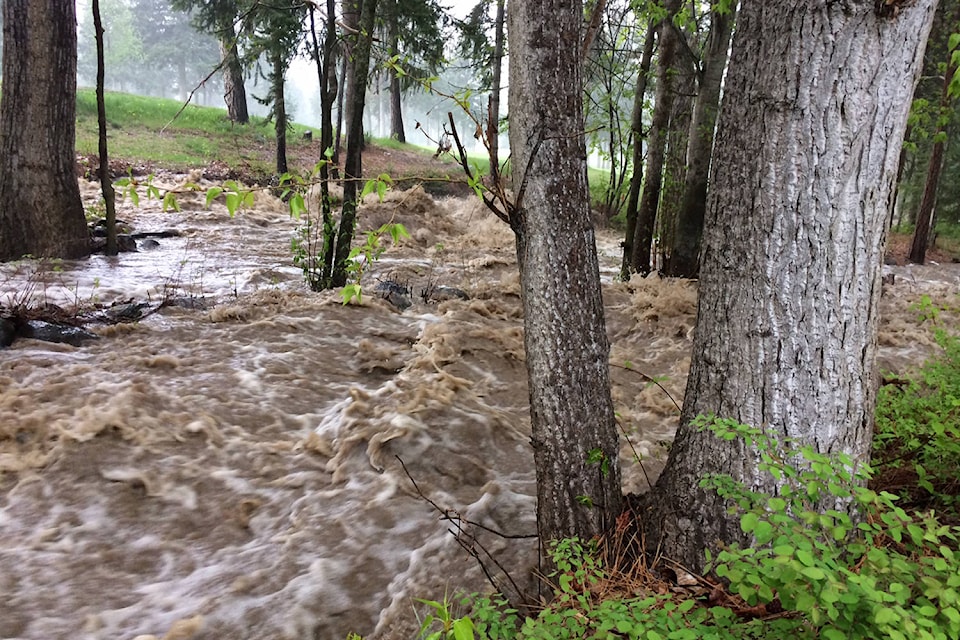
[740,512,759,534]
[225,193,240,217]
[205,187,223,208]
[161,192,180,213]
[452,617,475,640]
[801,566,826,580]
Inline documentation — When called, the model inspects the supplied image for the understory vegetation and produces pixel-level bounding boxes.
[388,302,960,640]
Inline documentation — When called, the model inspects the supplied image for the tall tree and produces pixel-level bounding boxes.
[628,0,683,276]
[93,0,119,256]
[508,0,623,568]
[171,0,249,123]
[0,0,89,261]
[910,2,960,264]
[648,0,938,572]
[382,0,446,142]
[619,20,656,280]
[663,2,736,278]
[331,0,379,287]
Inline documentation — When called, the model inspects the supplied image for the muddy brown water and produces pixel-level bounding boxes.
[0,178,956,639]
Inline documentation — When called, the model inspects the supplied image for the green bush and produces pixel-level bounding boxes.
[701,417,960,640]
[874,311,960,508]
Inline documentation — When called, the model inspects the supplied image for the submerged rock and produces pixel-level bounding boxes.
[20,320,99,346]
[421,284,469,303]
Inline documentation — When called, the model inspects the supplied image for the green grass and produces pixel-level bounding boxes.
[74,88,312,171]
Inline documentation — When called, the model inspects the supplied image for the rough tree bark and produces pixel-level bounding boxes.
[508,0,623,568]
[630,0,683,276]
[0,0,89,261]
[663,4,736,278]
[650,0,938,573]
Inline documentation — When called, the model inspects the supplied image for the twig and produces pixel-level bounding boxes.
[611,361,681,412]
[396,455,537,603]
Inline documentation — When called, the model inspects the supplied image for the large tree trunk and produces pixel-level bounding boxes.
[650,0,937,573]
[331,0,378,287]
[630,0,682,276]
[508,0,623,571]
[619,21,656,280]
[663,5,736,278]
[0,0,89,261]
[218,27,249,124]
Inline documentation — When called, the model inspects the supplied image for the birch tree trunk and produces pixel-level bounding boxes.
[508,0,623,568]
[651,0,938,572]
[0,0,89,261]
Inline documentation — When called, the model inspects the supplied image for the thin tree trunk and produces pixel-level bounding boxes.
[386,0,405,142]
[649,0,937,573]
[93,0,117,256]
[665,5,736,278]
[619,21,656,280]
[509,0,623,575]
[273,50,288,175]
[910,55,957,264]
[631,0,682,276]
[0,0,89,261]
[331,0,378,287]
[581,0,607,59]
[487,0,505,183]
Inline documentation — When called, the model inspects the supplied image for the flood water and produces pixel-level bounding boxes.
[0,177,956,639]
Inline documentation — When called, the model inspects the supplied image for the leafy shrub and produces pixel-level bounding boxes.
[701,417,960,640]
[874,315,960,508]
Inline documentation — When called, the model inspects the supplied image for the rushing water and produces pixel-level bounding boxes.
[0,177,956,639]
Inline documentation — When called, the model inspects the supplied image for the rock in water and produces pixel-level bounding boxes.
[374,280,412,310]
[20,320,99,346]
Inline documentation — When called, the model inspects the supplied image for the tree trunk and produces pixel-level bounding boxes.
[664,5,736,278]
[486,0,505,182]
[337,0,361,164]
[619,21,656,281]
[331,0,378,287]
[508,0,623,571]
[657,52,696,272]
[910,54,957,264]
[0,0,89,261]
[386,0,405,142]
[273,50,288,175]
[218,27,249,124]
[93,0,117,256]
[630,0,682,276]
[650,0,937,573]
